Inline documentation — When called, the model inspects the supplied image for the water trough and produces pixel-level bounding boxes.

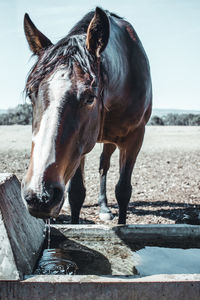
[0,173,200,299]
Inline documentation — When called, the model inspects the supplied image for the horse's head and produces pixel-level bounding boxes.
[22,8,109,218]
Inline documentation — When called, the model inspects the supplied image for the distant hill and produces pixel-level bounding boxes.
[152,108,200,117]
[1,107,199,117]
[0,109,7,115]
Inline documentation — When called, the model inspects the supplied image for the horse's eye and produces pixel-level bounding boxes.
[27,91,32,99]
[86,96,95,105]
[27,90,36,105]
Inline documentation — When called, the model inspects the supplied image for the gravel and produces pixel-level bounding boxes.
[0,125,199,225]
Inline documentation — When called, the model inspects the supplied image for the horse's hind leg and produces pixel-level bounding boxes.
[99,143,116,221]
[68,157,86,224]
[116,126,145,224]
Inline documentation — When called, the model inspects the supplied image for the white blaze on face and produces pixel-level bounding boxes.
[29,68,71,191]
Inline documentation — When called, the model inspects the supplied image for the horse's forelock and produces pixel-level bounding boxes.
[25,35,95,98]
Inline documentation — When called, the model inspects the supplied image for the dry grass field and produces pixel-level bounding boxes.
[0,125,199,224]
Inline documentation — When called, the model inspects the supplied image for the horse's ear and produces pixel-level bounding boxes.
[86,7,110,57]
[24,13,53,55]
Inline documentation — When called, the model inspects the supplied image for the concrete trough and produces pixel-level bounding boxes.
[1,173,200,299]
[1,224,200,299]
[0,174,44,280]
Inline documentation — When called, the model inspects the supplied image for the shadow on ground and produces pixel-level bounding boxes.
[83,200,200,225]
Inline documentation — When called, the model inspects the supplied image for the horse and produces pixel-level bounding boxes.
[22,7,152,224]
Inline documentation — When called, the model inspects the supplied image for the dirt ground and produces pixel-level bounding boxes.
[0,125,199,224]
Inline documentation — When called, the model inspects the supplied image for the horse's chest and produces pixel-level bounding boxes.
[98,109,138,144]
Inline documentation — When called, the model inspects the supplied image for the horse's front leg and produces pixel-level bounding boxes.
[99,143,116,221]
[68,158,86,224]
[116,126,145,224]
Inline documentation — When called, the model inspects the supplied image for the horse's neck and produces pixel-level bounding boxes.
[102,19,129,98]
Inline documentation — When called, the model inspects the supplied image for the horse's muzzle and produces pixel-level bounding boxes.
[22,182,64,219]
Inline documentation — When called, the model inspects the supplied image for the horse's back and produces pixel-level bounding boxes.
[100,14,152,144]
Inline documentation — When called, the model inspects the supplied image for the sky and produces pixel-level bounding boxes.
[0,0,200,110]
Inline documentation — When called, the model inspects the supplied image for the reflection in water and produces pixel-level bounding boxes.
[34,248,78,275]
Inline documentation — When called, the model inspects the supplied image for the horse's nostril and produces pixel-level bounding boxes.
[24,192,37,206]
[52,187,63,202]
[46,184,64,207]
[23,183,64,209]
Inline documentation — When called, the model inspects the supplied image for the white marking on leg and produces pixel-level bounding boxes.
[99,212,113,221]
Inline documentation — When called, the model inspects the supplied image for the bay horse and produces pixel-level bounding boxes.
[22,7,152,224]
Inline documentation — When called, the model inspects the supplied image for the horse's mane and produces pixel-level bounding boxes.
[25,9,123,96]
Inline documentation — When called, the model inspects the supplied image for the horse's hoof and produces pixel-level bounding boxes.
[99,212,113,221]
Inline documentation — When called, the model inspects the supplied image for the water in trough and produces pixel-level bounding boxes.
[34,223,200,277]
[34,248,78,275]
[35,219,78,275]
